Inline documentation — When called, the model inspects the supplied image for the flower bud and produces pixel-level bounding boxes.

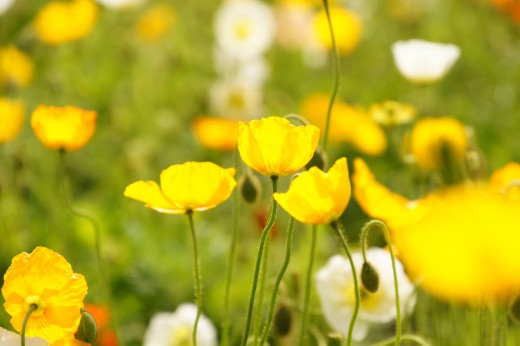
[238,171,262,204]
[509,295,520,324]
[361,261,380,293]
[273,304,292,336]
[305,147,327,171]
[75,308,97,344]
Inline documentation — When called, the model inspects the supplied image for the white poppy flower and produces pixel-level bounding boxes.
[391,39,460,84]
[0,0,15,15]
[214,0,276,61]
[315,247,416,341]
[0,328,48,346]
[209,78,263,119]
[143,304,217,346]
[96,0,145,9]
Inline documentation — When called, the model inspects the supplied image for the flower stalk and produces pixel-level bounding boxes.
[187,211,202,346]
[21,304,37,346]
[241,176,279,346]
[260,216,296,344]
[298,226,318,345]
[330,220,359,346]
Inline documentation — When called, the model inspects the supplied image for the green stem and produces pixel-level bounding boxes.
[321,0,341,152]
[260,217,296,344]
[221,151,241,346]
[330,221,359,346]
[187,211,202,346]
[21,304,37,346]
[254,234,270,346]
[369,333,430,346]
[298,226,318,345]
[58,151,116,335]
[359,220,402,346]
[241,176,279,346]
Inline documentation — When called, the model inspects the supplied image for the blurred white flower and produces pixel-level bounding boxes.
[214,0,276,61]
[315,247,416,341]
[274,1,313,51]
[214,48,269,86]
[96,0,145,9]
[0,0,15,15]
[0,327,48,346]
[143,303,217,346]
[392,39,460,84]
[209,78,263,119]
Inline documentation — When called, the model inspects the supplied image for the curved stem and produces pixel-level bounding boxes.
[187,211,202,346]
[369,333,430,346]
[221,151,240,346]
[58,151,116,334]
[241,176,279,346]
[321,0,341,152]
[21,304,37,346]
[330,221,359,346]
[254,234,270,346]
[298,225,318,345]
[360,220,401,346]
[260,217,296,344]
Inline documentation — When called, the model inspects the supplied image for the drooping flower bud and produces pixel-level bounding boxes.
[509,295,520,324]
[75,308,98,344]
[361,261,380,293]
[238,171,262,204]
[273,304,292,336]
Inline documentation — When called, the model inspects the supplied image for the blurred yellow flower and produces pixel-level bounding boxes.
[31,105,97,151]
[0,98,25,143]
[192,116,239,151]
[50,335,90,346]
[312,6,362,55]
[0,45,34,88]
[370,100,416,126]
[273,157,350,224]
[300,93,387,155]
[124,161,237,214]
[135,4,176,42]
[33,0,98,45]
[237,116,320,176]
[2,247,88,342]
[489,162,520,201]
[409,116,467,171]
[353,159,520,303]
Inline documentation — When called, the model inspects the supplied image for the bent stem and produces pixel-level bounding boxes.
[187,211,202,346]
[241,176,279,346]
[360,220,402,346]
[330,220,359,346]
[21,304,37,346]
[260,216,296,344]
[58,151,116,333]
[221,151,240,346]
[321,0,341,152]
[298,225,318,345]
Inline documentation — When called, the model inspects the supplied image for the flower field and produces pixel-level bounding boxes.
[1,0,520,345]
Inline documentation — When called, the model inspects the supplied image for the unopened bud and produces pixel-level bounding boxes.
[274,304,292,336]
[509,295,520,324]
[305,147,327,171]
[361,261,380,293]
[238,172,262,204]
[75,308,97,344]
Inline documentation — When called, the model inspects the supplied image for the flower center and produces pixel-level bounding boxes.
[24,295,46,317]
[168,325,192,346]
[234,20,251,41]
[344,282,384,312]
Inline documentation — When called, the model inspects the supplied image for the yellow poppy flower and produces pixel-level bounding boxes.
[237,116,320,176]
[489,162,520,201]
[192,116,239,151]
[0,45,34,88]
[409,116,467,171]
[299,93,387,155]
[1,247,88,342]
[353,159,520,303]
[33,0,98,45]
[50,335,91,346]
[273,157,350,224]
[135,4,176,42]
[31,105,97,151]
[312,6,362,55]
[124,161,237,214]
[0,98,25,143]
